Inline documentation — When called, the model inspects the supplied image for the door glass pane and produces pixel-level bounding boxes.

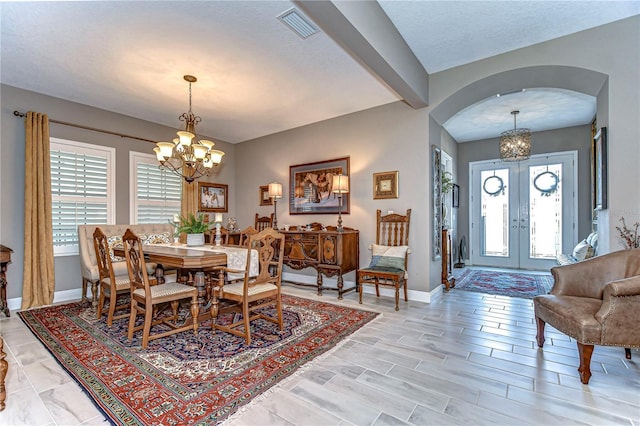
[480,168,509,257]
[529,164,562,259]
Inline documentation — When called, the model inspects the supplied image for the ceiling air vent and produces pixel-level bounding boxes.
[277,8,319,39]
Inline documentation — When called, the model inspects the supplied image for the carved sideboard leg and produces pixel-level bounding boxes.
[0,336,7,411]
[337,274,344,300]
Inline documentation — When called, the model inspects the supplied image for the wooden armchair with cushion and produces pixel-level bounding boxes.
[122,229,199,349]
[534,249,640,384]
[255,213,274,232]
[357,209,411,311]
[211,228,285,345]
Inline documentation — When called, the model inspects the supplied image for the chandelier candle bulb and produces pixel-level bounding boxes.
[157,142,174,159]
[177,131,194,146]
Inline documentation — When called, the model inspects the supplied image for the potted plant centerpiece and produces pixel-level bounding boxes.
[177,213,211,246]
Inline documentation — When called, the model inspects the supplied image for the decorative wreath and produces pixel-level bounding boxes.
[483,175,505,196]
[533,171,559,196]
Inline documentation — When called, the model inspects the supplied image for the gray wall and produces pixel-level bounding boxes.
[235,101,435,292]
[0,85,235,299]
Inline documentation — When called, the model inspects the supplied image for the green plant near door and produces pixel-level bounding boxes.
[441,170,454,194]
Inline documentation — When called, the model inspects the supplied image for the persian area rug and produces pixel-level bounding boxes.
[18,294,378,425]
[454,269,553,299]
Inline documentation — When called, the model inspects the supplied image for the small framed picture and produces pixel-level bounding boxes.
[593,127,608,211]
[259,185,273,206]
[198,182,228,212]
[452,184,460,208]
[373,171,399,199]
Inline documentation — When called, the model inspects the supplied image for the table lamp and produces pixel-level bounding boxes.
[268,182,283,230]
[331,174,349,232]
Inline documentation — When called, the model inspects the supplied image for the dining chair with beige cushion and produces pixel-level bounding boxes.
[212,228,285,345]
[122,229,199,349]
[93,227,131,326]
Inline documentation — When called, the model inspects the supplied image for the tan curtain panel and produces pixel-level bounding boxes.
[22,111,55,309]
[180,179,199,243]
[180,178,198,216]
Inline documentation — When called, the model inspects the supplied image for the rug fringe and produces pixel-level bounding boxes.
[223,311,384,424]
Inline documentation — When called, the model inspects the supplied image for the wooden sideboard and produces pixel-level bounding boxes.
[282,229,359,299]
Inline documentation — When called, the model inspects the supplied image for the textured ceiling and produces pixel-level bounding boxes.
[1,1,638,144]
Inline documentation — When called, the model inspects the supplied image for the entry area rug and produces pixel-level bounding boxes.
[454,269,553,299]
[18,294,378,425]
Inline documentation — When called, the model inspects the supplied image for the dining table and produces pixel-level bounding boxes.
[113,243,226,321]
[113,243,258,323]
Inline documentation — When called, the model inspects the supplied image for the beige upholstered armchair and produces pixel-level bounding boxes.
[533,249,640,384]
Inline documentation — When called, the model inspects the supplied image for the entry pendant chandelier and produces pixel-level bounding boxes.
[154,75,225,183]
[499,110,531,162]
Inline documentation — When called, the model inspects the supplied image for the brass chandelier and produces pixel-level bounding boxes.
[499,110,531,162]
[154,75,225,183]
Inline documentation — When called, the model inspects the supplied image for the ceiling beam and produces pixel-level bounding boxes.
[295,0,429,109]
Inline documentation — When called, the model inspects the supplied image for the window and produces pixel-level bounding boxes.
[50,138,115,256]
[130,152,182,224]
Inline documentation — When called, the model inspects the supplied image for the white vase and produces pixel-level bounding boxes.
[186,233,205,246]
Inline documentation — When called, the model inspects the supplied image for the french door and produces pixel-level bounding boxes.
[470,152,577,270]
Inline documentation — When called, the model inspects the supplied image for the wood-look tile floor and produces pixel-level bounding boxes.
[1,284,638,425]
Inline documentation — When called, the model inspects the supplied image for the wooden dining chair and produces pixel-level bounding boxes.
[254,213,274,231]
[122,229,199,349]
[238,226,259,246]
[209,227,230,245]
[93,227,130,326]
[357,209,411,311]
[212,228,285,345]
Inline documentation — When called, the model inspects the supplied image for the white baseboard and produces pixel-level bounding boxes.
[282,272,442,304]
[7,288,83,314]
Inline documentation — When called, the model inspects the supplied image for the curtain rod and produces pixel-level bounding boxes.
[13,110,156,144]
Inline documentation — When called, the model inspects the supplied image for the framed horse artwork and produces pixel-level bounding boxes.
[289,157,350,215]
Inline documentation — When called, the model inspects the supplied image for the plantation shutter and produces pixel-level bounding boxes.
[50,140,114,255]
[134,160,181,224]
